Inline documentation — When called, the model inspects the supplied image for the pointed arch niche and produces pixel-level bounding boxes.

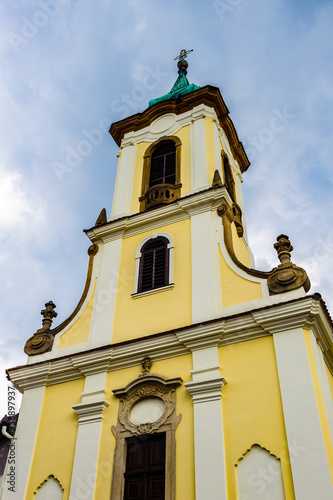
[235,445,286,500]
[34,475,64,499]
[139,136,182,212]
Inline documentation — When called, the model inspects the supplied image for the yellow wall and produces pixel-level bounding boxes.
[219,337,295,499]
[58,280,96,349]
[26,378,85,499]
[218,244,262,308]
[112,219,192,343]
[230,223,251,267]
[95,354,195,500]
[130,125,192,214]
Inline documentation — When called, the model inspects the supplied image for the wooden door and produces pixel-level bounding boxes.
[124,433,165,500]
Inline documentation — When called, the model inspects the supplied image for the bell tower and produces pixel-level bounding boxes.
[3,51,333,500]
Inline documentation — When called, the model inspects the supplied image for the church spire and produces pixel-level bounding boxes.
[148,48,200,107]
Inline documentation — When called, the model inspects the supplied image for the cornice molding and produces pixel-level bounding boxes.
[72,399,110,425]
[185,376,228,403]
[86,186,230,243]
[7,297,333,391]
[251,297,320,334]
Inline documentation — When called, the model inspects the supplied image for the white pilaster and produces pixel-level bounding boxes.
[111,134,136,217]
[89,237,123,347]
[190,210,222,323]
[309,331,333,451]
[190,109,209,193]
[1,386,45,500]
[185,346,227,500]
[212,119,222,178]
[69,372,109,500]
[273,328,333,499]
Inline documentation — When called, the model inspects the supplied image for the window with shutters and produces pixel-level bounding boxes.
[149,142,176,187]
[133,233,174,297]
[140,137,182,212]
[138,237,168,293]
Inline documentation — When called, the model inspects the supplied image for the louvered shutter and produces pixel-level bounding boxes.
[138,238,169,292]
[149,142,176,188]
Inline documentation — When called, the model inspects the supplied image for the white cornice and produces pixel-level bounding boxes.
[185,376,228,403]
[251,296,322,334]
[86,187,230,243]
[120,104,220,147]
[72,399,110,425]
[7,297,333,391]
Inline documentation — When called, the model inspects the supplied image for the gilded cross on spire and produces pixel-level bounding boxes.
[174,48,193,61]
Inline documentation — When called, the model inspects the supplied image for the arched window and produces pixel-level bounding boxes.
[133,233,175,296]
[222,153,236,202]
[140,137,182,212]
[138,237,169,292]
[149,141,176,187]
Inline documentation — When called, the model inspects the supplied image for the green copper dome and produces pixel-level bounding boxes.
[149,58,200,107]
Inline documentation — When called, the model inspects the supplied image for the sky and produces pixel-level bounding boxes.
[0,0,333,416]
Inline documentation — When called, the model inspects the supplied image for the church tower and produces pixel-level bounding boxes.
[3,51,333,500]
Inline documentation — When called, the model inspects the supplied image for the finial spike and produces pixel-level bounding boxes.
[174,48,193,61]
[40,301,57,330]
[95,208,107,226]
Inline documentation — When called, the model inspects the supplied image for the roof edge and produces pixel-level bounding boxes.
[109,85,250,173]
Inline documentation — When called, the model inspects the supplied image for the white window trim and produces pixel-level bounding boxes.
[132,283,175,299]
[133,232,175,294]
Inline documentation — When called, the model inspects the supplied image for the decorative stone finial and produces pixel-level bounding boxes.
[274,234,294,265]
[267,234,310,294]
[24,301,58,356]
[212,169,223,188]
[216,202,310,295]
[95,208,107,226]
[40,301,57,330]
[140,357,152,377]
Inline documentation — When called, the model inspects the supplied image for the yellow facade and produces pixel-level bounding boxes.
[130,125,192,215]
[26,379,84,499]
[95,355,195,500]
[112,218,192,343]
[58,280,97,349]
[219,337,295,499]
[4,61,333,500]
[218,243,262,307]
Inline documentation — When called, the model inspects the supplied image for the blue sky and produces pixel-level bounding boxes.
[0,0,333,414]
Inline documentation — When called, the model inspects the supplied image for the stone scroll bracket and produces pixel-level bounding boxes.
[216,198,310,295]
